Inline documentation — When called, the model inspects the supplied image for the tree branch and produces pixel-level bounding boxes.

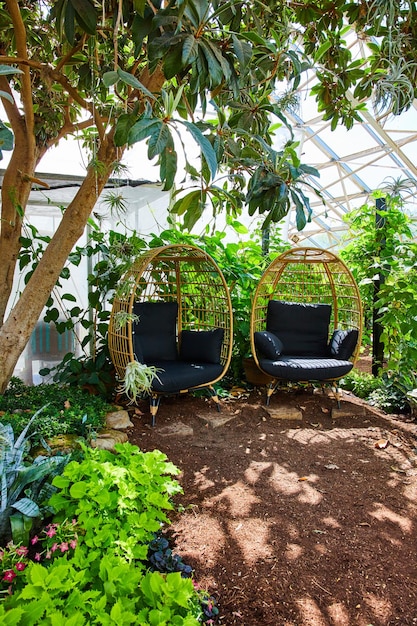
[5,0,34,137]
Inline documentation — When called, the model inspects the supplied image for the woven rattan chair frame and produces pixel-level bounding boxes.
[108,244,233,420]
[250,247,363,400]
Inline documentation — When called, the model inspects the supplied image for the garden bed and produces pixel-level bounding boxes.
[127,387,417,625]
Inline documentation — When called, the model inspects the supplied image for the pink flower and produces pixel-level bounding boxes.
[69,540,77,550]
[15,562,26,572]
[72,519,77,525]
[34,553,41,562]
[60,542,69,553]
[45,551,52,559]
[31,535,39,545]
[15,546,28,557]
[45,527,57,538]
[2,570,16,582]
[50,543,58,553]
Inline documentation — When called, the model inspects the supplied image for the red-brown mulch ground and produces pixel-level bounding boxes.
[127,383,417,626]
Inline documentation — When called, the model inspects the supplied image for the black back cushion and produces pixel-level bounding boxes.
[133,301,178,362]
[267,300,331,356]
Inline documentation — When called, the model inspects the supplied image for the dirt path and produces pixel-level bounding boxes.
[127,387,417,626]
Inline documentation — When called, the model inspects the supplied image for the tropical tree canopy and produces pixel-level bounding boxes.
[0,0,416,391]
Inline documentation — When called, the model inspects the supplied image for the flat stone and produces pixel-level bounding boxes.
[158,421,194,437]
[105,409,133,430]
[331,404,368,418]
[91,428,128,451]
[265,406,303,421]
[197,411,238,428]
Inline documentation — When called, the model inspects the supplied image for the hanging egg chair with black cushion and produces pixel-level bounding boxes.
[108,244,233,425]
[250,247,363,405]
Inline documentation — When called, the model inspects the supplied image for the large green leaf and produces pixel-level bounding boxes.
[182,34,198,66]
[159,136,178,190]
[9,511,34,546]
[231,34,252,69]
[117,68,156,100]
[70,0,97,35]
[147,122,170,160]
[11,497,40,517]
[0,65,23,76]
[0,123,13,156]
[128,118,161,145]
[180,121,217,180]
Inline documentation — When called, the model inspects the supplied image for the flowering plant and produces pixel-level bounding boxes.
[1,519,79,596]
[30,518,79,563]
[0,542,30,596]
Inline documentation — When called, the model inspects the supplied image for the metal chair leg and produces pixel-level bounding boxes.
[208,386,221,412]
[150,395,161,427]
[266,381,279,405]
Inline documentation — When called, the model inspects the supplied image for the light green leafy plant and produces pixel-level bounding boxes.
[49,442,182,562]
[1,442,206,625]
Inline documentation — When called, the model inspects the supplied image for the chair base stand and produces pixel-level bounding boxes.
[266,380,343,408]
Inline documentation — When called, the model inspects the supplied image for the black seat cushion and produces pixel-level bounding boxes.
[180,328,224,364]
[133,301,178,362]
[258,356,353,382]
[329,329,359,360]
[267,300,331,356]
[254,331,284,360]
[148,361,223,393]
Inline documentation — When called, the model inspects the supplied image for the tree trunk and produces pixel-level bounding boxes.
[0,122,37,325]
[0,134,119,393]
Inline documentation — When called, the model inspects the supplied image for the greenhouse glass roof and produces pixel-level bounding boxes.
[280,34,417,249]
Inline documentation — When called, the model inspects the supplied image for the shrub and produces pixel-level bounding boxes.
[0,379,109,447]
[339,370,382,399]
[1,442,216,624]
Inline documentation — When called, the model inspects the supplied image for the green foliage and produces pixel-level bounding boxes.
[18,225,147,395]
[339,370,382,399]
[0,407,69,546]
[341,191,417,396]
[3,554,202,625]
[49,443,182,562]
[1,442,207,625]
[0,379,109,447]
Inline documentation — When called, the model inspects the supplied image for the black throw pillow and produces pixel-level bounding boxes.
[329,329,359,360]
[254,331,283,360]
[180,328,224,364]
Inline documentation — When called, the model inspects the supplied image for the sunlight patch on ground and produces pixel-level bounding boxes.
[363,592,393,623]
[284,542,304,561]
[173,513,225,566]
[369,502,413,533]
[228,517,273,565]
[244,460,323,504]
[322,516,342,529]
[295,596,329,626]
[193,466,216,491]
[205,480,260,517]
[326,601,350,625]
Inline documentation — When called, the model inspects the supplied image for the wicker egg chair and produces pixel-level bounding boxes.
[250,247,362,405]
[108,244,233,425]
